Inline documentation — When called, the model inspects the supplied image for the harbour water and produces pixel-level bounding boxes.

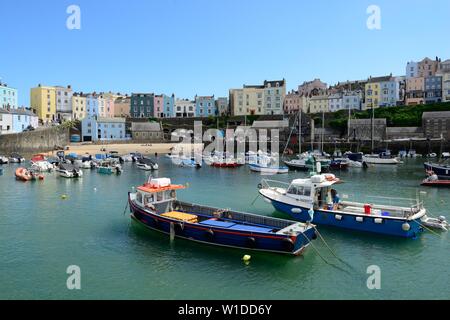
[0,158,449,300]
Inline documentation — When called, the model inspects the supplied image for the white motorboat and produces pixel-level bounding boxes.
[137,157,159,171]
[57,164,83,178]
[0,156,9,164]
[363,154,401,165]
[30,154,54,172]
[120,154,134,162]
[250,163,289,174]
[8,153,26,163]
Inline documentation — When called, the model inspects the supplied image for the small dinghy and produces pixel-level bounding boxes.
[128,177,317,255]
[57,163,83,178]
[15,167,44,181]
[421,216,449,231]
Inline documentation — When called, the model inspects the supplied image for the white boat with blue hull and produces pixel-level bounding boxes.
[258,174,427,238]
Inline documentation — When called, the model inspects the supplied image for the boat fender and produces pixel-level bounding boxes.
[335,214,343,221]
[374,218,383,224]
[282,238,294,251]
[175,222,184,232]
[291,208,302,214]
[205,229,214,239]
[356,216,364,223]
[402,223,411,232]
[246,237,257,248]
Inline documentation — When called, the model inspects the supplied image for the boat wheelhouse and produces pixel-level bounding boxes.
[258,174,426,238]
[128,178,316,255]
[424,162,450,179]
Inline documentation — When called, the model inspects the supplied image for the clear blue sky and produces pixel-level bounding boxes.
[1,0,449,107]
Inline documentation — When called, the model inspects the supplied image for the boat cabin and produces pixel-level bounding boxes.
[286,174,339,210]
[135,178,185,213]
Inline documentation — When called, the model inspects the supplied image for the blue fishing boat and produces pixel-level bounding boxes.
[258,173,427,238]
[128,177,317,255]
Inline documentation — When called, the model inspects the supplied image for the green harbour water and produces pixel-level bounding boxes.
[0,158,449,300]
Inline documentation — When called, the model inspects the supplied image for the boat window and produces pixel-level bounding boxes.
[144,194,154,204]
[303,187,311,197]
[166,190,176,200]
[136,192,143,204]
[287,186,298,195]
[157,192,163,202]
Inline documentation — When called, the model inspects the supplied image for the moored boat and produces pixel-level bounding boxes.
[424,162,450,179]
[15,167,44,181]
[0,155,9,164]
[128,177,317,255]
[258,173,427,238]
[57,163,83,178]
[30,154,54,172]
[137,157,159,171]
[249,163,289,174]
[97,159,122,175]
[8,153,26,163]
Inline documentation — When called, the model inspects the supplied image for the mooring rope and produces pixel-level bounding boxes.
[412,220,445,238]
[299,231,352,275]
[123,200,129,216]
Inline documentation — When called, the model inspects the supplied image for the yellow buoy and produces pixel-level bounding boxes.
[242,255,251,262]
[61,194,68,200]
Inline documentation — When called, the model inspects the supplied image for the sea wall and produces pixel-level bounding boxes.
[0,126,70,154]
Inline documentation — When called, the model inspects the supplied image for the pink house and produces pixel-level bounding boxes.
[154,95,163,118]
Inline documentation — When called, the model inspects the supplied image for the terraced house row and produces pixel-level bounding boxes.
[283,56,450,115]
[0,80,37,135]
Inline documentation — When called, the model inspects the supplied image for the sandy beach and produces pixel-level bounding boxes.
[43,142,203,157]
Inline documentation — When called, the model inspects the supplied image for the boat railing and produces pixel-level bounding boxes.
[260,179,290,190]
[176,201,293,229]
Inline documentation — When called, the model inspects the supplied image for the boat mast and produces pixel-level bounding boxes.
[298,110,302,154]
[321,111,325,153]
[371,104,375,154]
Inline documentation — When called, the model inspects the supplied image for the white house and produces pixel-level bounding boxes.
[0,108,13,134]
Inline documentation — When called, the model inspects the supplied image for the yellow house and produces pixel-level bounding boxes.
[72,93,87,120]
[30,85,56,122]
[308,94,329,113]
[364,82,380,109]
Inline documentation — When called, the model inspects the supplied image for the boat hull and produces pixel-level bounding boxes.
[261,193,423,238]
[421,180,450,187]
[249,164,289,174]
[129,198,315,255]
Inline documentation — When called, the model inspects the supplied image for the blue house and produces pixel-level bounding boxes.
[81,116,127,142]
[86,93,100,118]
[163,94,175,118]
[11,108,38,132]
[195,95,217,117]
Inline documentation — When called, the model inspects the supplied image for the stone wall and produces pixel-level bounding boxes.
[0,126,70,154]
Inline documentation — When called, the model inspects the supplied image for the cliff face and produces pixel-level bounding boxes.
[0,126,70,154]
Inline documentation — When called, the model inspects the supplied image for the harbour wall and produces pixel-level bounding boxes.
[0,126,71,154]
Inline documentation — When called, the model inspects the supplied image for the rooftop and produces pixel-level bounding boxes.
[131,122,163,132]
[422,111,450,119]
